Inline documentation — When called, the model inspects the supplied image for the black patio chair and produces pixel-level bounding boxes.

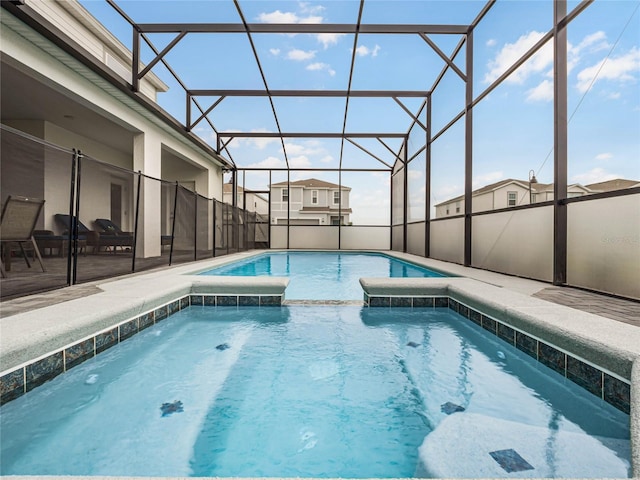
[54,214,130,254]
[95,218,173,251]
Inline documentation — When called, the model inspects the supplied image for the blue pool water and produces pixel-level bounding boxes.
[0,306,630,478]
[200,251,446,300]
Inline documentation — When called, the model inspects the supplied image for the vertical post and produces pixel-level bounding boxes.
[338,169,342,249]
[72,152,83,284]
[186,93,191,131]
[212,199,217,257]
[268,170,272,249]
[425,95,432,258]
[286,169,290,249]
[464,29,474,267]
[389,169,394,249]
[169,182,178,265]
[193,191,198,261]
[132,27,140,92]
[403,137,408,253]
[554,0,568,285]
[65,149,78,286]
[131,171,142,272]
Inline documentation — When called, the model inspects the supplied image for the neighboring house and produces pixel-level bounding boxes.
[270,178,352,225]
[222,183,269,215]
[433,178,640,218]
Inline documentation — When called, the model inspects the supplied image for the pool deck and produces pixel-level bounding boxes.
[1,249,639,479]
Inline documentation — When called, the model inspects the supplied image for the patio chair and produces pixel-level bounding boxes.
[54,214,127,254]
[33,230,87,257]
[95,218,173,251]
[0,195,46,277]
[93,218,134,253]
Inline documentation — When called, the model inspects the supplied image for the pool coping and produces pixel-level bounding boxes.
[1,249,639,478]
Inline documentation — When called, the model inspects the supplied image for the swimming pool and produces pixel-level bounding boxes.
[0,305,630,478]
[199,251,446,300]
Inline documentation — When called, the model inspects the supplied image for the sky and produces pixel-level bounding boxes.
[79,0,640,224]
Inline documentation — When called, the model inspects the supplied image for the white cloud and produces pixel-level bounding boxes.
[571,167,618,184]
[246,156,286,169]
[320,155,334,163]
[595,152,613,161]
[472,171,504,189]
[257,9,323,24]
[317,33,344,49]
[354,44,381,57]
[575,47,640,94]
[486,39,497,47]
[526,79,554,102]
[290,155,313,168]
[258,10,299,23]
[484,31,551,84]
[306,62,336,76]
[269,48,281,56]
[287,49,316,61]
[223,128,279,150]
[299,2,325,15]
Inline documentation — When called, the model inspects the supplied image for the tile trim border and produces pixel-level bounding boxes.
[0,293,283,406]
[363,293,631,414]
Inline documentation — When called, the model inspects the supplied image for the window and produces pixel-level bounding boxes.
[333,191,340,205]
[282,188,288,202]
[455,202,460,214]
[507,191,517,207]
[445,207,450,215]
[311,190,318,204]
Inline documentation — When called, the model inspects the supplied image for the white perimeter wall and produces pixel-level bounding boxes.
[430,218,464,264]
[270,226,390,250]
[472,206,553,282]
[568,194,640,299]
[407,222,426,256]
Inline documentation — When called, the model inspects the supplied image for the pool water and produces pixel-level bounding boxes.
[0,306,630,478]
[200,251,445,300]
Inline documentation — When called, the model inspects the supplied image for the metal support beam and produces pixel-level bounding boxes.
[136,23,470,35]
[138,31,186,79]
[131,27,140,92]
[554,0,568,285]
[219,132,407,138]
[393,97,427,131]
[403,142,408,253]
[464,29,473,267]
[189,89,430,97]
[189,96,225,131]
[344,138,393,169]
[419,33,466,81]
[425,95,432,258]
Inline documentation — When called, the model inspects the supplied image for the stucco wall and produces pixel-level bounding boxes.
[430,217,464,264]
[568,194,640,299]
[472,206,553,282]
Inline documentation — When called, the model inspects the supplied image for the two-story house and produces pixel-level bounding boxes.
[434,178,599,217]
[270,178,352,225]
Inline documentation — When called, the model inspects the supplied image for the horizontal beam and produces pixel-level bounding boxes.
[190,89,430,97]
[137,23,469,35]
[220,132,407,138]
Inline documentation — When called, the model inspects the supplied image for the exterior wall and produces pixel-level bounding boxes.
[288,226,339,249]
[472,206,553,282]
[568,194,640,299]
[407,222,426,256]
[430,218,465,264]
[26,0,164,101]
[492,184,529,210]
[2,14,224,256]
[340,226,390,250]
